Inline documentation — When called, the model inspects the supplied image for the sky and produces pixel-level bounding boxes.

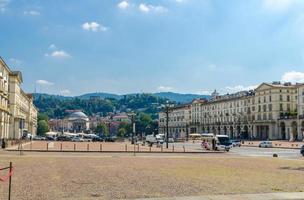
[1,0,304,96]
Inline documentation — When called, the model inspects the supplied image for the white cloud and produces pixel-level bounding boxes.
[157,86,174,92]
[118,1,129,9]
[45,50,71,58]
[60,89,71,96]
[0,0,10,13]
[139,3,168,13]
[24,10,40,16]
[262,0,299,11]
[82,22,108,32]
[36,80,54,86]
[281,71,304,83]
[225,85,258,93]
[49,44,56,50]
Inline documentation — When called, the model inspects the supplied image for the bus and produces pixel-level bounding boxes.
[201,133,232,151]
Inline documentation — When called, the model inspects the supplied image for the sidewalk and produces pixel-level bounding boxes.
[243,140,303,149]
[136,192,304,200]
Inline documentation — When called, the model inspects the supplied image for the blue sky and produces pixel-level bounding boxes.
[1,0,304,96]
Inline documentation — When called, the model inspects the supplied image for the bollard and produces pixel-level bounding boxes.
[8,162,12,200]
[87,143,89,151]
[74,143,76,151]
[172,145,174,152]
[149,146,151,152]
[47,142,49,151]
[161,145,163,152]
[133,144,136,156]
[60,143,63,151]
[100,143,102,152]
[183,145,185,153]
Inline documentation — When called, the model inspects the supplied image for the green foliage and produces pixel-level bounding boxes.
[34,93,170,120]
[38,113,49,122]
[118,128,127,138]
[95,123,109,136]
[37,120,49,135]
[118,122,132,137]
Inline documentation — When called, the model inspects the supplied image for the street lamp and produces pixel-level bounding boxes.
[128,112,136,144]
[164,101,174,149]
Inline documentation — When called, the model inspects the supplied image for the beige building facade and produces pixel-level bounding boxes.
[0,57,38,140]
[159,82,304,141]
[0,58,11,139]
[158,104,191,139]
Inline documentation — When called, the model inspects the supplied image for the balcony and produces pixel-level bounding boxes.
[278,112,298,120]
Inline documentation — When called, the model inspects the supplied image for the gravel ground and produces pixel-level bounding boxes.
[0,154,304,200]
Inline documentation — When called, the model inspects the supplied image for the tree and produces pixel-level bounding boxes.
[95,123,109,136]
[37,120,49,135]
[118,128,127,138]
[38,113,49,122]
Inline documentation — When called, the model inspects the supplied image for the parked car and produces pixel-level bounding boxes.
[56,135,71,141]
[105,136,117,142]
[46,136,56,141]
[33,135,46,141]
[300,145,304,156]
[259,141,272,148]
[231,140,241,147]
[71,136,84,142]
[92,136,103,142]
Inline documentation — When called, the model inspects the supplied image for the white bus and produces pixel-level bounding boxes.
[201,134,232,151]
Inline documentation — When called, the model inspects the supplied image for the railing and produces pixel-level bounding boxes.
[278,115,298,120]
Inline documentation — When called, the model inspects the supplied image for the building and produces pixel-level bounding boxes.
[9,71,38,138]
[0,58,10,139]
[0,57,38,140]
[158,104,191,139]
[299,84,304,140]
[158,82,304,141]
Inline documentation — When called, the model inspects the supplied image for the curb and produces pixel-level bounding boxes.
[242,145,301,150]
[5,149,225,154]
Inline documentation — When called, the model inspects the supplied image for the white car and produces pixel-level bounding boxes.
[259,141,272,148]
[71,137,84,142]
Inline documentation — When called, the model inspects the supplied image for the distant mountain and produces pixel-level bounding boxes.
[33,92,210,103]
[153,92,210,103]
[33,93,73,101]
[78,92,121,100]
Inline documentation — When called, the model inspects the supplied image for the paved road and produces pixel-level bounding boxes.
[136,192,304,200]
[229,146,302,159]
[169,142,303,159]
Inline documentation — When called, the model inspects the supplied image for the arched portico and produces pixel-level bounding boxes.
[280,122,286,140]
[290,121,298,141]
[223,126,227,135]
[230,126,234,138]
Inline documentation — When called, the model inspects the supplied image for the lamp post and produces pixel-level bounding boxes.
[128,112,136,144]
[164,101,173,149]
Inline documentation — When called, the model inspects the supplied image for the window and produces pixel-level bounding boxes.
[269,95,272,102]
[280,104,283,111]
[287,95,290,102]
[280,95,283,101]
[268,104,272,111]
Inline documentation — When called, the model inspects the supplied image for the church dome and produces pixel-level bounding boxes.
[67,111,89,121]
